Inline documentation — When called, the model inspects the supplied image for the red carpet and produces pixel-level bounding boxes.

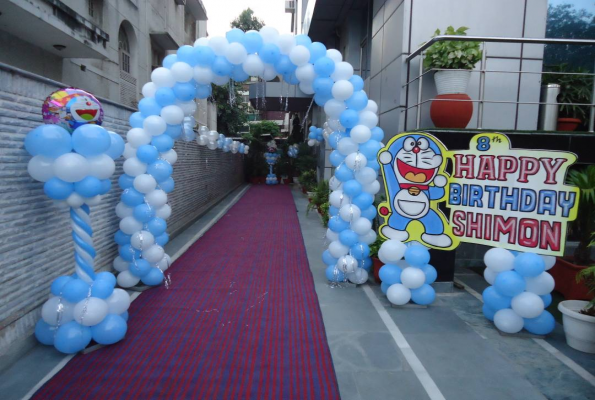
[34,186,340,399]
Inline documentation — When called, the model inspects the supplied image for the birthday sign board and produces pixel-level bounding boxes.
[378,132,579,256]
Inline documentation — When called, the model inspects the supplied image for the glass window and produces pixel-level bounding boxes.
[119,26,131,74]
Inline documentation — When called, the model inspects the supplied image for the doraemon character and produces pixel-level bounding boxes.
[64,96,102,131]
[378,134,452,248]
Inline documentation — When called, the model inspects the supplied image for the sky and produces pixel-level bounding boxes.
[201,0,293,38]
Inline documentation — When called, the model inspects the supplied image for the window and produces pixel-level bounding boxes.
[88,0,94,17]
[119,27,131,73]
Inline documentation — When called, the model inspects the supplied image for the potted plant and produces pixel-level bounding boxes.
[542,64,592,131]
[558,255,595,353]
[423,26,483,128]
[299,170,317,196]
[550,166,595,300]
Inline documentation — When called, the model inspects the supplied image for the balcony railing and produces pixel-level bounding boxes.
[404,36,595,132]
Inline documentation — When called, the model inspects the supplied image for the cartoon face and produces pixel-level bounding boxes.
[67,96,101,123]
[393,135,442,186]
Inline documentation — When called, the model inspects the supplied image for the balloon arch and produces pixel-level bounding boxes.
[113,26,382,288]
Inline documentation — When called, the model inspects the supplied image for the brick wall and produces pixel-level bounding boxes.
[0,65,244,357]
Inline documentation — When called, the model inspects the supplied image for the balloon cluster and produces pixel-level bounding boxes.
[307,125,324,146]
[287,144,299,158]
[196,126,248,154]
[264,141,280,185]
[26,88,129,353]
[376,241,437,306]
[482,248,556,335]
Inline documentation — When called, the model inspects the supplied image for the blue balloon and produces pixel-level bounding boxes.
[362,257,372,272]
[114,230,131,246]
[162,54,177,69]
[405,245,431,267]
[129,258,151,277]
[122,187,145,207]
[514,253,545,277]
[119,244,141,262]
[314,94,331,107]
[139,97,162,117]
[359,140,382,159]
[275,55,296,75]
[148,160,173,182]
[133,203,156,223]
[340,109,360,129]
[422,264,438,284]
[106,132,125,159]
[142,267,164,286]
[165,124,183,139]
[54,322,92,353]
[173,82,197,101]
[72,125,111,156]
[226,28,245,43]
[335,163,354,182]
[95,271,117,286]
[177,45,197,66]
[91,279,114,299]
[371,127,385,142]
[120,311,129,322]
[494,270,526,297]
[329,150,346,167]
[322,250,338,266]
[482,285,512,310]
[328,132,342,150]
[367,159,381,171]
[232,65,249,82]
[361,205,377,220]
[352,192,374,209]
[380,281,391,294]
[243,31,263,53]
[295,34,312,48]
[351,243,370,259]
[118,174,135,189]
[195,46,215,66]
[35,320,55,345]
[326,265,345,282]
[25,124,72,157]
[155,87,176,107]
[74,176,102,197]
[136,145,159,164]
[212,56,233,76]
[129,112,144,128]
[309,42,327,63]
[148,217,167,236]
[349,75,365,91]
[328,215,350,232]
[44,178,73,200]
[343,180,362,197]
[314,56,335,77]
[483,304,496,321]
[159,177,175,193]
[196,84,212,99]
[523,311,555,335]
[155,232,170,246]
[260,43,281,64]
[339,230,360,247]
[540,293,553,308]
[345,91,368,111]
[313,77,334,97]
[411,284,436,305]
[62,279,90,303]
[91,314,127,345]
[379,264,402,285]
[50,276,73,296]
[283,71,300,85]
[151,134,174,152]
[329,206,339,217]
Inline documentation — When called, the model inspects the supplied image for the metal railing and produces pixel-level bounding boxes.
[404,36,595,132]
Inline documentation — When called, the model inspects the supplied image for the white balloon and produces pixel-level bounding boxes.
[194,66,214,85]
[123,143,137,159]
[329,240,349,258]
[85,195,102,206]
[363,180,380,195]
[511,292,545,318]
[387,284,411,305]
[277,33,296,54]
[378,240,406,264]
[66,193,85,208]
[141,82,157,98]
[160,148,178,164]
[350,125,372,144]
[364,100,379,114]
[243,54,264,76]
[331,62,354,81]
[142,244,165,263]
[345,152,368,170]
[177,100,197,116]
[73,297,108,326]
[337,137,359,155]
[296,64,316,82]
[208,36,229,56]
[87,154,115,179]
[329,176,343,191]
[155,254,172,271]
[212,74,230,85]
[359,110,379,128]
[28,155,55,182]
[326,228,339,242]
[339,203,361,222]
[336,255,358,273]
[299,81,315,94]
[127,128,152,148]
[170,62,194,82]
[328,118,341,130]
[525,272,555,295]
[143,115,167,136]
[494,309,524,334]
[120,216,143,235]
[161,105,185,125]
[146,189,168,207]
[53,153,89,183]
[352,218,372,235]
[42,297,74,325]
[197,135,208,146]
[194,37,209,47]
[359,230,377,245]
[401,267,426,289]
[116,202,133,218]
[133,174,157,194]
[326,49,343,63]
[289,45,310,66]
[329,190,350,208]
[123,157,147,177]
[260,63,277,81]
[156,204,172,219]
[117,270,141,288]
[259,26,279,44]
[347,268,369,284]
[106,289,131,314]
[541,255,556,270]
[355,167,378,184]
[483,248,515,272]
[225,42,248,64]
[324,99,346,118]
[332,80,354,101]
[484,267,499,285]
[113,256,129,272]
[151,67,175,87]
[131,230,155,250]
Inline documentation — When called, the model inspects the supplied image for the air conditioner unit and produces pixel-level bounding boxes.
[285,0,295,13]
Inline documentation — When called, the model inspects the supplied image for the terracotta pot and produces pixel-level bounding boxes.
[372,257,383,284]
[557,118,581,131]
[430,94,473,128]
[549,257,594,300]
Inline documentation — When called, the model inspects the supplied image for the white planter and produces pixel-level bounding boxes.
[293,177,299,184]
[558,300,595,353]
[434,70,471,95]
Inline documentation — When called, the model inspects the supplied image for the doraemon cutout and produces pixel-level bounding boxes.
[378,132,457,249]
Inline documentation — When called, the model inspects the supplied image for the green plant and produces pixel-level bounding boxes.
[300,170,317,192]
[369,236,386,259]
[307,180,329,210]
[566,165,595,264]
[211,83,249,136]
[542,63,592,120]
[576,264,595,316]
[423,26,482,70]
[231,8,264,32]
[320,202,330,227]
[294,143,317,175]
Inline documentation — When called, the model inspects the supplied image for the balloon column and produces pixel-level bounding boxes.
[482,248,556,335]
[264,140,280,185]
[26,88,130,353]
[307,125,324,146]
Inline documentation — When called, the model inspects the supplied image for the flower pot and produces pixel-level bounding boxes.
[557,118,581,131]
[430,94,473,128]
[372,257,383,284]
[558,300,595,353]
[434,70,471,95]
[549,258,594,300]
[293,177,299,185]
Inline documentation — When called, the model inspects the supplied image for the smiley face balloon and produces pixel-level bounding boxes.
[42,88,104,132]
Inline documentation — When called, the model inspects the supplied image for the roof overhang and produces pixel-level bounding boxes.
[150,32,180,50]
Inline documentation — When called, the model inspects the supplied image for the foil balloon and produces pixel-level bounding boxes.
[42,88,104,132]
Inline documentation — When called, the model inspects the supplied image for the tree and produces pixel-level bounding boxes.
[242,121,280,178]
[211,83,249,136]
[231,8,264,32]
